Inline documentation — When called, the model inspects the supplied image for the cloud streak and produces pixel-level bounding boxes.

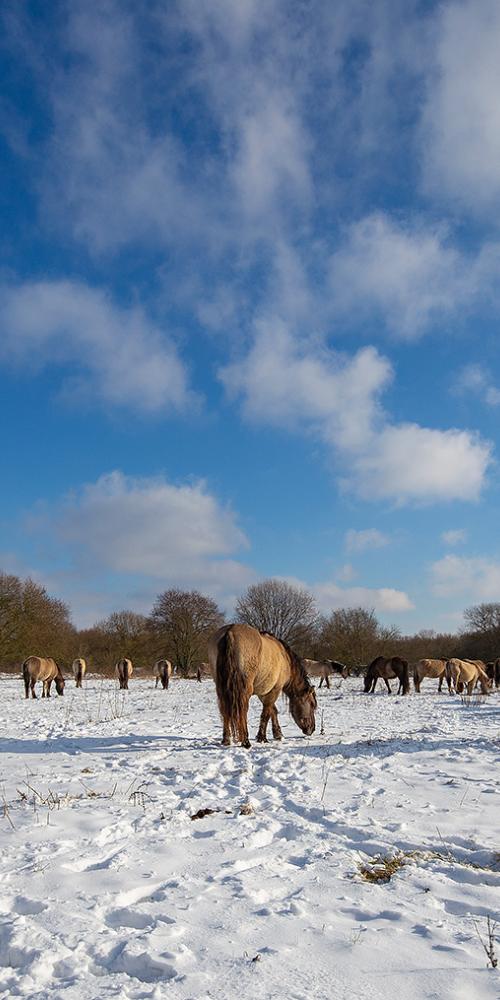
[0,280,194,414]
[220,321,492,504]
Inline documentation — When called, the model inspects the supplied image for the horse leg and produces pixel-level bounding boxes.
[325,673,330,689]
[222,715,232,746]
[414,675,420,693]
[46,680,52,698]
[256,703,271,742]
[41,681,46,698]
[270,706,283,741]
[24,675,30,699]
[155,676,159,688]
[237,695,251,749]
[384,678,391,694]
[319,676,324,688]
[31,680,37,699]
[164,673,169,690]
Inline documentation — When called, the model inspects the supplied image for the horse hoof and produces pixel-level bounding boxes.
[242,740,251,749]
[256,735,268,743]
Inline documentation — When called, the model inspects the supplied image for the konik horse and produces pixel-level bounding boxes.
[306,658,349,688]
[208,623,317,748]
[364,656,410,695]
[72,657,87,688]
[115,658,133,690]
[485,659,500,689]
[153,658,173,689]
[446,658,491,695]
[413,658,449,693]
[23,656,65,699]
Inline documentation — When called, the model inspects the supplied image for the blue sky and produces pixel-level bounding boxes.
[2,0,500,631]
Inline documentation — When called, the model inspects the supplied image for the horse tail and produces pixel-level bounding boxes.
[22,659,30,697]
[445,660,454,692]
[364,656,379,691]
[215,629,248,740]
[401,658,410,695]
[413,661,420,691]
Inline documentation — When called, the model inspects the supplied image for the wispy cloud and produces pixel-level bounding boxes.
[329,213,487,338]
[345,529,389,554]
[451,364,500,407]
[313,581,413,614]
[0,280,194,414]
[422,0,500,217]
[441,529,467,547]
[220,321,492,504]
[431,553,500,601]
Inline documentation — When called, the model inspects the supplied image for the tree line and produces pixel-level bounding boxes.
[1,570,499,674]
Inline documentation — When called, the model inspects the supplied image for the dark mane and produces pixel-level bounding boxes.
[259,632,312,695]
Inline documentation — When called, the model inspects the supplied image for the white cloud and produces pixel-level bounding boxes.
[21,471,255,625]
[431,554,500,601]
[221,319,392,452]
[452,364,500,407]
[422,0,500,215]
[329,213,484,338]
[345,529,389,554]
[351,424,491,504]
[336,563,356,583]
[0,280,193,413]
[221,323,492,504]
[313,581,413,615]
[441,529,467,547]
[57,471,249,584]
[230,93,311,226]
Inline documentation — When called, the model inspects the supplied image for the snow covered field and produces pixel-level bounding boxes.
[0,674,498,1000]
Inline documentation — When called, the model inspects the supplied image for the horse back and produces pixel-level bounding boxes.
[24,655,58,680]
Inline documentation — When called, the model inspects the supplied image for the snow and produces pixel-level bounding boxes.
[0,675,498,1000]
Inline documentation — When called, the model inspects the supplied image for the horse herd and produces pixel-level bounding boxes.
[19,625,499,748]
[21,655,174,699]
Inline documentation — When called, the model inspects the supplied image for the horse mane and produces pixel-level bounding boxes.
[259,631,312,695]
[365,655,384,675]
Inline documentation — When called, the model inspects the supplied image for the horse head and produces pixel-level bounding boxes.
[363,670,373,692]
[55,672,65,696]
[289,686,317,735]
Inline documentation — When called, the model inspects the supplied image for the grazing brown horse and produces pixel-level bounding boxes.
[309,658,349,688]
[153,658,173,689]
[446,658,491,695]
[301,658,348,688]
[208,623,317,748]
[23,656,65,699]
[485,659,500,689]
[72,657,87,688]
[413,658,450,693]
[115,658,133,690]
[364,656,410,695]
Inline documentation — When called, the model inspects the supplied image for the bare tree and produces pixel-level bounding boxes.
[316,607,400,669]
[0,571,75,665]
[87,610,153,669]
[148,589,224,675]
[235,579,317,650]
[463,603,500,633]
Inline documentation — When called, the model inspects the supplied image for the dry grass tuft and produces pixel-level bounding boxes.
[358,853,409,883]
